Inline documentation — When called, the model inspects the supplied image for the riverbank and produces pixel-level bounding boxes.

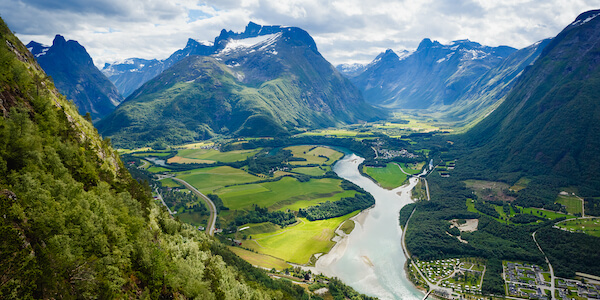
[313,153,423,300]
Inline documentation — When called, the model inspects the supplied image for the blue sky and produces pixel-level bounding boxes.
[1,0,598,67]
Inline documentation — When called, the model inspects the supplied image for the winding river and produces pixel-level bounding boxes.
[315,154,423,300]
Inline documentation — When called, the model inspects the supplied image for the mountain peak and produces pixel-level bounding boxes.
[244,21,263,35]
[570,9,600,27]
[52,34,67,47]
[417,38,433,50]
[417,38,443,51]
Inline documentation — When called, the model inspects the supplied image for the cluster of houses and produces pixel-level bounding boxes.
[375,148,419,160]
[556,279,600,299]
[441,263,483,294]
[505,262,549,299]
[417,259,460,282]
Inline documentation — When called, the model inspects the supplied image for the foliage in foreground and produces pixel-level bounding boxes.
[0,19,309,298]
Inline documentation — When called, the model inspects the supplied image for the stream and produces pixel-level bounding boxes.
[315,154,423,300]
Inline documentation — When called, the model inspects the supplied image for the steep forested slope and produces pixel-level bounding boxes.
[462,9,600,198]
[0,17,314,299]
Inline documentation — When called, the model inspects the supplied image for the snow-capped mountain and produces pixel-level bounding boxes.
[350,39,517,109]
[102,22,302,98]
[336,63,366,77]
[98,23,382,147]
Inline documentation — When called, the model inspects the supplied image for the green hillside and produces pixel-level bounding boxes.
[98,27,382,148]
[461,10,600,201]
[0,17,374,299]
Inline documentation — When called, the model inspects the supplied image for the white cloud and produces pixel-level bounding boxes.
[1,0,598,67]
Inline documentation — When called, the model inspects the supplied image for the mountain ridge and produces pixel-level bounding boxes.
[27,35,123,121]
[98,23,382,147]
[461,9,600,198]
[349,38,517,110]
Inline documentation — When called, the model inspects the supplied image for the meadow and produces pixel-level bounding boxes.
[176,166,261,194]
[228,247,291,270]
[555,194,583,215]
[555,218,600,237]
[363,163,409,189]
[175,148,260,163]
[216,177,346,211]
[284,145,344,166]
[241,212,359,264]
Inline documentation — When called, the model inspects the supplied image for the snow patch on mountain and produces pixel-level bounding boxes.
[221,33,281,54]
[571,12,600,26]
[396,50,413,61]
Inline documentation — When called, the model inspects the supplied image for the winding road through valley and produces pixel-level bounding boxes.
[173,178,217,236]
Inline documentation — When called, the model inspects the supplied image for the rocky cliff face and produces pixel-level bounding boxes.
[350,39,516,109]
[27,35,123,121]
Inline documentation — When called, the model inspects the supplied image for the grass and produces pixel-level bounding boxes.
[555,194,582,215]
[177,212,208,227]
[555,218,600,237]
[147,166,171,173]
[400,162,423,174]
[131,151,172,157]
[159,178,182,187]
[291,166,329,176]
[284,145,343,166]
[510,178,530,192]
[520,207,574,220]
[228,246,291,270]
[241,212,359,264]
[176,148,260,163]
[297,129,366,137]
[274,190,357,212]
[238,222,281,235]
[467,199,574,224]
[216,177,345,211]
[363,163,408,189]
[167,156,215,164]
[339,220,355,234]
[176,166,260,194]
[542,272,551,282]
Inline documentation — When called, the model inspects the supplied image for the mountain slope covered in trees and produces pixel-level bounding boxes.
[0,17,329,299]
[462,9,600,199]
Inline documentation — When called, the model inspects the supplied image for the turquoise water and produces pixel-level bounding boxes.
[316,154,423,300]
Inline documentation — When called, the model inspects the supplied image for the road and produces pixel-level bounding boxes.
[155,188,174,215]
[173,177,217,236]
[532,230,556,300]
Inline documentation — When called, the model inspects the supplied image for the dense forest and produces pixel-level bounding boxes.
[299,193,375,221]
[0,18,380,299]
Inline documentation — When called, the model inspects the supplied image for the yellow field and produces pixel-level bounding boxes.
[167,156,215,164]
[228,246,291,270]
[241,212,358,264]
[284,145,343,166]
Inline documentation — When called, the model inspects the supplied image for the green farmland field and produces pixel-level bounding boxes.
[216,177,346,211]
[176,166,260,194]
[363,163,409,189]
[242,212,359,264]
[556,194,583,215]
[176,148,260,163]
[285,145,343,166]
